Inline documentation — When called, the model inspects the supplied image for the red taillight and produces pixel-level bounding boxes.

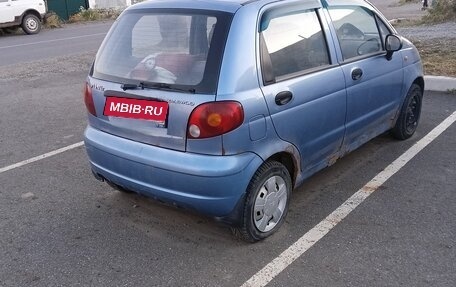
[187,101,244,139]
[84,83,96,116]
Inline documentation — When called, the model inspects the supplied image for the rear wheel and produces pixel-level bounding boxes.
[236,161,292,242]
[22,14,41,35]
[392,83,423,140]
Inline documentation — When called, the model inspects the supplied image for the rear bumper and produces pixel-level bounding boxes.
[84,126,263,218]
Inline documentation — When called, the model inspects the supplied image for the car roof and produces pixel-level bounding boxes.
[325,0,372,6]
[130,0,323,13]
[130,0,374,13]
[130,0,246,13]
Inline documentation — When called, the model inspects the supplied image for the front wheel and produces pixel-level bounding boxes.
[392,83,423,140]
[236,161,292,242]
[22,14,41,35]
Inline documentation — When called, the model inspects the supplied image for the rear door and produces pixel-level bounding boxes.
[327,6,404,153]
[258,2,347,176]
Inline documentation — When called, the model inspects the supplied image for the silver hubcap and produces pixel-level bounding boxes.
[254,175,287,232]
[26,18,38,31]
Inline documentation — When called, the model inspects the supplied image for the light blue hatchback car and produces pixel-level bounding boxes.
[84,0,423,241]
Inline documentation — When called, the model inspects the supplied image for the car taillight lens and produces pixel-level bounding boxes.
[84,83,96,116]
[187,101,244,139]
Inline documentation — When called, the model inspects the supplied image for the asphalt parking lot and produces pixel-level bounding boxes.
[1,22,455,287]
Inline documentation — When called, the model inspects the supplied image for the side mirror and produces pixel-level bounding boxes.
[385,34,403,61]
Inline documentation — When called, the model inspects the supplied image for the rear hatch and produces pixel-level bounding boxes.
[88,7,232,151]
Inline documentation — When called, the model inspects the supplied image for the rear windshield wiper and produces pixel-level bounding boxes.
[121,82,195,94]
[121,83,141,91]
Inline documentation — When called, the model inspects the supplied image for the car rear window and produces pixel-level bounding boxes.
[92,9,232,94]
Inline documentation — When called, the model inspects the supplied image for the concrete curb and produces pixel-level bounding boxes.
[425,76,456,92]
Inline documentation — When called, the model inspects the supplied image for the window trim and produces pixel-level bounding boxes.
[374,13,393,50]
[327,5,387,63]
[259,8,332,86]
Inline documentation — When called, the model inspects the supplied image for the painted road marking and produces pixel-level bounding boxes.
[241,111,456,287]
[0,33,106,50]
[0,142,84,174]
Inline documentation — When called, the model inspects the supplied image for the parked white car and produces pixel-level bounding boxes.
[0,0,46,34]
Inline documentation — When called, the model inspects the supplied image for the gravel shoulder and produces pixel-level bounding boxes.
[395,21,456,40]
[395,21,456,77]
[370,0,456,77]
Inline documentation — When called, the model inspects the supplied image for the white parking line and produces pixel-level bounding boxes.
[0,141,84,174]
[241,111,456,287]
[0,33,106,50]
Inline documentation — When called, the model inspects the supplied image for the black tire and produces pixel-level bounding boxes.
[392,83,423,140]
[236,161,292,242]
[22,14,41,35]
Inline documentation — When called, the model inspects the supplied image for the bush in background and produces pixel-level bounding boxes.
[68,6,121,23]
[44,12,62,28]
[423,0,456,22]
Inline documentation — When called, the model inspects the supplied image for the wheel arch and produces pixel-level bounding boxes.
[216,146,300,227]
[266,151,298,189]
[390,76,424,133]
[413,76,425,94]
[21,9,43,22]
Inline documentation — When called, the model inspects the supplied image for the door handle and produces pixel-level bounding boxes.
[275,91,293,106]
[351,68,363,81]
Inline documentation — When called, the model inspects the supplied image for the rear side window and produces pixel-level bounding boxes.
[328,6,383,60]
[93,9,232,94]
[259,8,330,84]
